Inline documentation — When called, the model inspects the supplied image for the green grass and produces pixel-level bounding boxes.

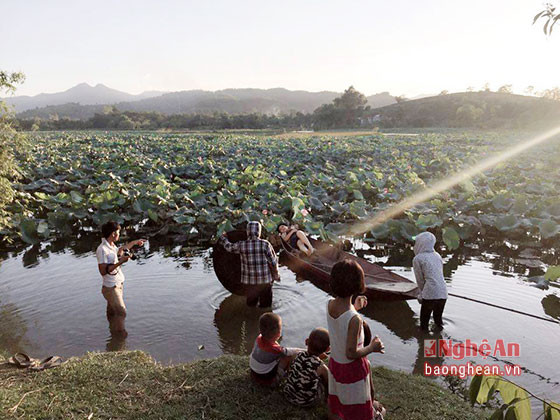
[0,351,486,419]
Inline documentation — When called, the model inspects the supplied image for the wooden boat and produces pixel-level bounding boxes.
[281,237,419,301]
[213,230,419,301]
[212,230,248,296]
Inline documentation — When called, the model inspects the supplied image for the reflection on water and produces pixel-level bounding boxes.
[360,301,417,342]
[542,294,560,320]
[412,330,446,376]
[0,236,559,405]
[106,332,127,352]
[0,298,29,354]
[214,294,267,355]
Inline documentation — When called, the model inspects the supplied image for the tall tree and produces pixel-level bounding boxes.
[497,84,513,94]
[312,86,369,130]
[0,70,26,234]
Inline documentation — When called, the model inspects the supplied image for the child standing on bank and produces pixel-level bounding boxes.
[412,232,448,331]
[282,327,330,407]
[249,312,302,386]
[327,259,386,420]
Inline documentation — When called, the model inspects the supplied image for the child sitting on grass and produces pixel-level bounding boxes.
[282,327,330,407]
[249,312,302,386]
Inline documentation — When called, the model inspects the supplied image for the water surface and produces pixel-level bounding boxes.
[1,240,559,407]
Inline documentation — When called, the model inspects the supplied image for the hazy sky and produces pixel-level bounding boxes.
[2,0,559,97]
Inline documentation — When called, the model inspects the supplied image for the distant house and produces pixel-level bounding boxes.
[359,114,381,126]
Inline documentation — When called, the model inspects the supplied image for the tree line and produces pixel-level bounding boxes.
[13,86,371,131]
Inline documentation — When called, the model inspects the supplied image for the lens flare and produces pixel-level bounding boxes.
[351,126,560,236]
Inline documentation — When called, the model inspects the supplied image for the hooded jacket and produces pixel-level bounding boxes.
[412,232,448,300]
[221,221,278,285]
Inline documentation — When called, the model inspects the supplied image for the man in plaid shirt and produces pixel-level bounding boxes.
[221,221,279,307]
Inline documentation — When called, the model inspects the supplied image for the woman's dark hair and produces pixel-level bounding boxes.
[330,259,365,297]
[277,223,289,233]
[101,221,121,239]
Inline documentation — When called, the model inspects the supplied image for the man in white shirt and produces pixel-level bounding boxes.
[96,221,145,335]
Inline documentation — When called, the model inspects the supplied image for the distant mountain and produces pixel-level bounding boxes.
[367,92,396,109]
[3,83,166,113]
[370,91,560,128]
[14,85,396,120]
[114,88,341,115]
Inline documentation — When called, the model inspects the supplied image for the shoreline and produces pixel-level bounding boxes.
[1,350,486,419]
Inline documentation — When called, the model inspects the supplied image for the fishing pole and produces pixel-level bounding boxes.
[448,292,560,325]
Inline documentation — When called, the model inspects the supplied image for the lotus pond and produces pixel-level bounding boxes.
[1,130,560,410]
[4,130,560,249]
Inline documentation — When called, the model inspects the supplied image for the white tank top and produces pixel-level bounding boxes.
[326,300,364,364]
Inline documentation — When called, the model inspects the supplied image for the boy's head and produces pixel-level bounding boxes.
[102,221,121,241]
[306,328,330,356]
[330,259,365,297]
[259,312,282,340]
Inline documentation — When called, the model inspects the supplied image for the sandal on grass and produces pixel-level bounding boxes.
[6,353,39,369]
[29,356,64,371]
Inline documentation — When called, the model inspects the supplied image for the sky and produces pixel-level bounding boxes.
[1,0,559,97]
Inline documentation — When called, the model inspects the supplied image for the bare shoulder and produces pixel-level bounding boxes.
[348,314,362,330]
[317,362,328,374]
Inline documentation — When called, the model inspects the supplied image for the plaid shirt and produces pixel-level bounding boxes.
[221,222,278,285]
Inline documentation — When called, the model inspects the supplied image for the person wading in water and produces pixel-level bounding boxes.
[221,221,280,307]
[96,221,145,336]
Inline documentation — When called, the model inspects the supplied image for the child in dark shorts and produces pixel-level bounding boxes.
[282,327,330,407]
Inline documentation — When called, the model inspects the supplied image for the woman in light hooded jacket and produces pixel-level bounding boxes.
[412,232,448,331]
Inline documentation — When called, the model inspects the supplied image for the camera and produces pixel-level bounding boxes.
[122,248,137,261]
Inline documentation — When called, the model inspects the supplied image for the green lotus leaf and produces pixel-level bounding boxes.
[216,219,235,237]
[511,196,531,215]
[20,219,39,244]
[70,190,84,204]
[442,227,460,250]
[400,221,421,241]
[303,220,324,236]
[544,203,560,220]
[492,194,513,211]
[331,202,348,216]
[326,223,348,236]
[349,201,368,218]
[460,180,476,194]
[308,196,324,211]
[147,209,159,222]
[37,221,50,238]
[346,172,358,183]
[34,192,49,201]
[291,197,306,214]
[544,266,560,281]
[369,223,390,240]
[494,215,520,231]
[416,214,442,229]
[216,194,226,207]
[353,190,364,200]
[539,219,560,239]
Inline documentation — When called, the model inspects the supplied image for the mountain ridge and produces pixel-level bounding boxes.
[10,84,396,119]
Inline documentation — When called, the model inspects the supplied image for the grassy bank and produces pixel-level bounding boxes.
[0,351,485,419]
